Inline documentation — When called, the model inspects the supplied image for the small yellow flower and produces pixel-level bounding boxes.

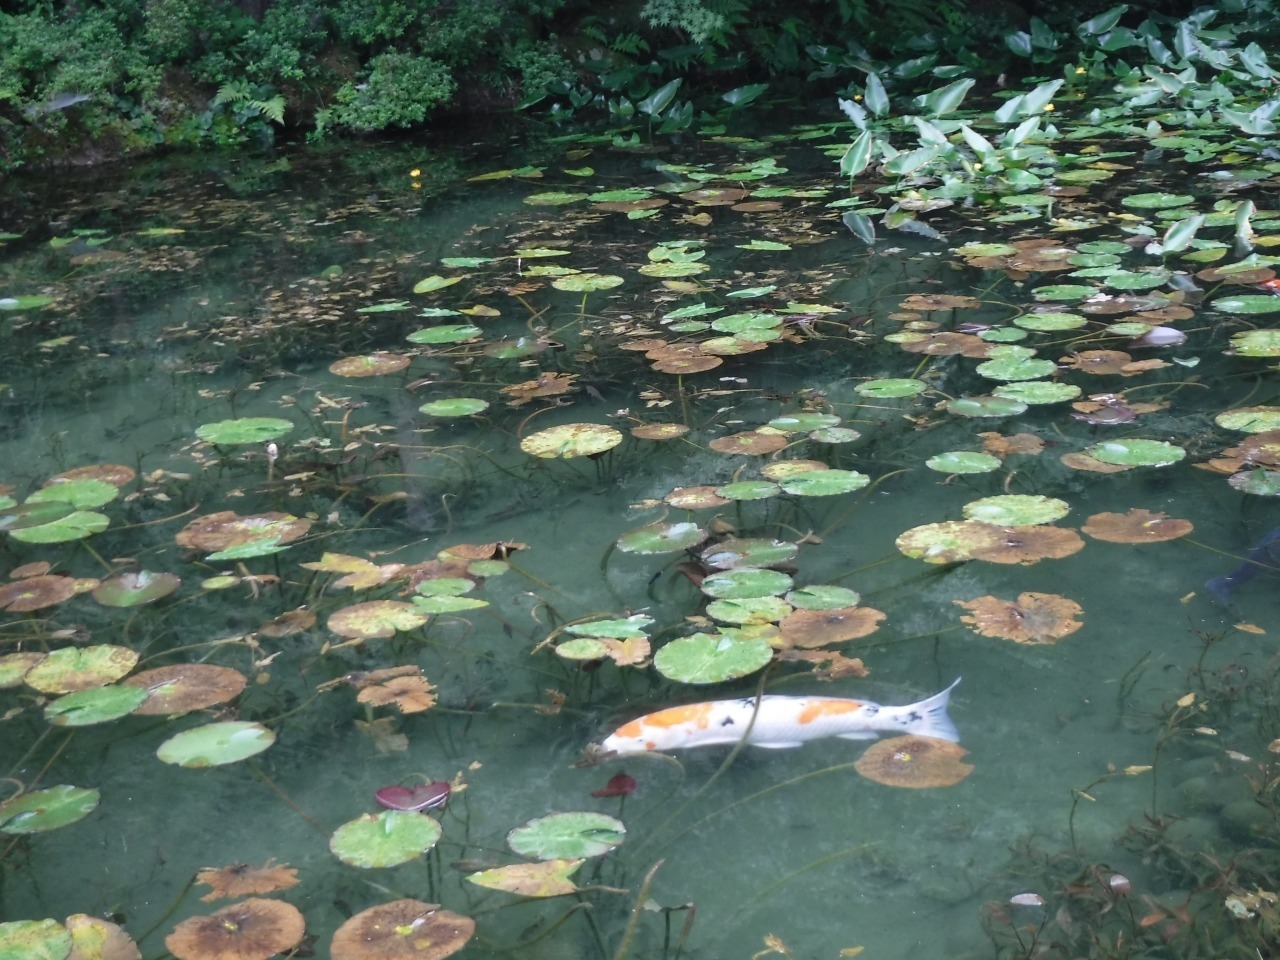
[1044,102,1056,112]
[1075,66,1086,75]
[411,181,422,190]
[409,168,421,177]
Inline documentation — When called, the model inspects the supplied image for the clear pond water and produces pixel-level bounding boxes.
[2,118,1280,959]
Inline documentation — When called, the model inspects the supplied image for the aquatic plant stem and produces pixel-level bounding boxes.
[612,859,664,960]
[246,761,327,836]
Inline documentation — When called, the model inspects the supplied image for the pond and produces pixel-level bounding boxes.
[2,105,1280,960]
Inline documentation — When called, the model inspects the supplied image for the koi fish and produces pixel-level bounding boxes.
[1206,525,1280,604]
[600,679,960,754]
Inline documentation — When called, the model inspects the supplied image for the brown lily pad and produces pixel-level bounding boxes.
[631,422,690,440]
[895,520,1007,564]
[956,592,1084,644]
[123,664,249,715]
[331,899,474,960]
[708,430,790,455]
[0,574,77,611]
[978,432,1045,458]
[776,606,885,648]
[175,511,311,553]
[899,294,981,311]
[892,331,990,358]
[357,672,438,714]
[196,860,300,902]
[664,485,730,509]
[466,860,583,898]
[51,464,136,487]
[651,353,722,374]
[854,735,974,788]
[1082,509,1193,543]
[165,897,305,960]
[969,525,1086,565]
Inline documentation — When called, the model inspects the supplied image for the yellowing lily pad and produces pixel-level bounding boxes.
[328,600,430,640]
[467,859,584,897]
[962,495,1070,526]
[520,423,623,458]
[24,645,139,694]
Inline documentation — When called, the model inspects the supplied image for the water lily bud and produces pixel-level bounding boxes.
[265,442,279,463]
[1108,874,1131,895]
[1009,892,1046,907]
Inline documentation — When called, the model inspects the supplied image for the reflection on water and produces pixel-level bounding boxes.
[1,121,1278,959]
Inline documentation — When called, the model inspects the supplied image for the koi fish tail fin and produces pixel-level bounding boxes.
[902,677,961,743]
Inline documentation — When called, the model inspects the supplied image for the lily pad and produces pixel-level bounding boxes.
[963,495,1070,526]
[0,501,74,533]
[329,353,411,377]
[616,522,706,555]
[786,585,861,610]
[27,478,119,510]
[779,469,869,496]
[413,275,462,294]
[1122,192,1195,209]
[993,382,1082,404]
[1229,468,1280,496]
[24,645,139,694]
[926,451,1002,474]
[854,378,928,398]
[419,397,489,417]
[44,684,148,726]
[331,900,473,959]
[467,859,584,898]
[700,568,793,599]
[946,396,1028,418]
[701,539,797,570]
[566,615,654,639]
[551,273,624,292]
[0,785,100,834]
[1086,439,1186,467]
[330,810,442,868]
[328,600,430,639]
[0,919,72,960]
[520,423,624,458]
[407,324,483,344]
[1217,296,1280,316]
[508,812,625,860]
[195,417,293,445]
[653,632,774,684]
[92,570,180,607]
[156,721,275,767]
[123,664,249,715]
[715,480,781,501]
[1215,407,1280,433]
[1230,330,1280,356]
[9,510,109,543]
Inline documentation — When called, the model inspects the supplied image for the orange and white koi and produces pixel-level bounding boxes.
[600,678,961,754]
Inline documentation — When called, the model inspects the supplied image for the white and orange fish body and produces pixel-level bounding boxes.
[600,678,960,754]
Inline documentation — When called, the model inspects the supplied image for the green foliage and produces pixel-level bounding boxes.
[214,80,286,125]
[316,53,454,134]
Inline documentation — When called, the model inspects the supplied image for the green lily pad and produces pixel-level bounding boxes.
[156,720,276,767]
[946,396,1028,418]
[654,632,774,684]
[1217,296,1280,316]
[410,595,489,613]
[195,417,293,445]
[551,273,624,292]
[27,479,119,510]
[520,423,624,458]
[414,577,475,597]
[713,313,781,335]
[91,570,180,607]
[1215,407,1280,433]
[616,522,706,555]
[975,355,1059,382]
[715,480,781,501]
[44,684,148,726]
[206,537,286,561]
[330,810,442,868]
[700,568,793,599]
[420,397,489,417]
[588,188,653,202]
[508,812,625,860]
[1104,268,1170,290]
[1122,193,1195,209]
[638,261,710,278]
[854,378,928,398]
[566,615,654,639]
[0,918,72,960]
[701,539,797,570]
[9,510,109,543]
[1014,312,1087,331]
[665,303,723,320]
[0,295,56,311]
[407,324,483,344]
[993,381,1081,405]
[767,413,840,432]
[555,638,612,660]
[926,451,1002,474]
[1230,330,1280,356]
[726,285,777,299]
[738,239,791,251]
[24,645,138,694]
[0,653,43,687]
[779,469,870,496]
[963,494,1070,526]
[1087,439,1186,467]
[0,785,100,834]
[706,595,792,624]
[786,585,861,610]
[0,501,74,533]
[413,275,462,294]
[955,242,1017,257]
[355,301,412,313]
[1032,284,1098,302]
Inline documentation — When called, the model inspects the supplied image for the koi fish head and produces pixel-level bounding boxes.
[601,702,718,754]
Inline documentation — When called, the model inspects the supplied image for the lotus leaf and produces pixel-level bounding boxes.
[508,811,625,860]
[0,785,100,834]
[330,810,442,867]
[653,632,773,683]
[44,684,148,726]
[9,510,110,543]
[616,522,706,555]
[156,721,275,767]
